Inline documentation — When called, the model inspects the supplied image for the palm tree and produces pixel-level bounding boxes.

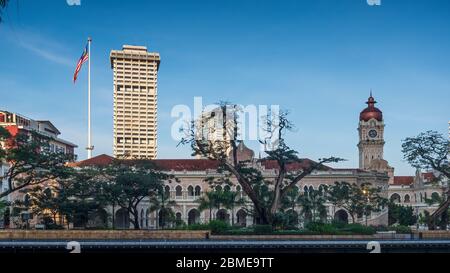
[297,188,327,224]
[327,181,350,218]
[282,186,300,212]
[197,191,219,221]
[222,190,245,226]
[149,187,177,229]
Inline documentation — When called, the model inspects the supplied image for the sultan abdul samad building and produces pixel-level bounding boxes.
[72,94,445,229]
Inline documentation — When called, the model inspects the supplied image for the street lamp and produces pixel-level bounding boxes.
[362,189,370,226]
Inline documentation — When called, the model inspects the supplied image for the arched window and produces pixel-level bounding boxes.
[431,192,440,200]
[176,212,182,223]
[431,192,440,204]
[236,185,241,192]
[224,185,231,192]
[334,209,349,224]
[176,185,183,198]
[164,185,171,199]
[390,193,401,204]
[404,194,410,203]
[420,193,423,202]
[188,186,194,197]
[303,186,308,196]
[194,186,201,196]
[188,209,200,225]
[309,186,314,193]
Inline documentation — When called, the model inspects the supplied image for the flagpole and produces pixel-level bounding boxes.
[87,37,93,159]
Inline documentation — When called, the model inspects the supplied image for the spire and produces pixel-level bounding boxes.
[366,90,376,107]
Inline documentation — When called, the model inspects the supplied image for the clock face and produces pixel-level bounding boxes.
[368,130,378,138]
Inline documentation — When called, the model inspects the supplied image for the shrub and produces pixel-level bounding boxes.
[305,222,338,234]
[373,225,389,232]
[187,223,210,230]
[208,220,231,234]
[306,222,376,235]
[340,224,375,235]
[331,220,347,229]
[253,225,273,235]
[388,225,412,234]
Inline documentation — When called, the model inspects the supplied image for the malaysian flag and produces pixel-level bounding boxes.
[73,43,89,83]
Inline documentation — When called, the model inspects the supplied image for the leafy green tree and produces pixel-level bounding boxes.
[14,168,107,229]
[275,187,301,229]
[327,181,350,216]
[402,131,449,230]
[197,191,219,221]
[0,200,8,227]
[297,187,328,224]
[59,168,107,229]
[0,130,74,199]
[149,186,177,229]
[388,202,417,226]
[180,104,344,225]
[419,211,431,226]
[222,190,245,226]
[402,131,449,179]
[101,160,173,230]
[327,182,387,223]
[281,186,300,212]
[15,186,60,226]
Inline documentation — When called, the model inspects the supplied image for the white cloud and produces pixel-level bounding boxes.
[18,42,73,67]
[5,28,74,67]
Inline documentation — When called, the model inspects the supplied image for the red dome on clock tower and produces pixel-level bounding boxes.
[360,93,383,122]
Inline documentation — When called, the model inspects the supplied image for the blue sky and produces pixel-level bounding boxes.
[0,0,449,175]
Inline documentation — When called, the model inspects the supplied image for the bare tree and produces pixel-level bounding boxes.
[180,103,344,225]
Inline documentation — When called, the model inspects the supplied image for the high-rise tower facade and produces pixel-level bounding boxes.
[110,45,160,159]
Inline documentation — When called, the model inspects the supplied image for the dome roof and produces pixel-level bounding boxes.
[360,94,383,122]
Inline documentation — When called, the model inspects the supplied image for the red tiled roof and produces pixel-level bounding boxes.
[69,155,220,171]
[393,176,414,186]
[260,159,332,171]
[70,155,329,172]
[69,154,114,167]
[152,159,220,171]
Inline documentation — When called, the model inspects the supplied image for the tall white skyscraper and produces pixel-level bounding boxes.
[110,45,160,159]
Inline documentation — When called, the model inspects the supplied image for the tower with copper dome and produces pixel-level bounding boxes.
[358,93,386,170]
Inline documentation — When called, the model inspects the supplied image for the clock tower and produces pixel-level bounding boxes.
[358,93,385,170]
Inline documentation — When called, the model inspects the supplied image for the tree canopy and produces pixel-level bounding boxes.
[402,131,449,179]
[100,160,175,229]
[0,129,75,199]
